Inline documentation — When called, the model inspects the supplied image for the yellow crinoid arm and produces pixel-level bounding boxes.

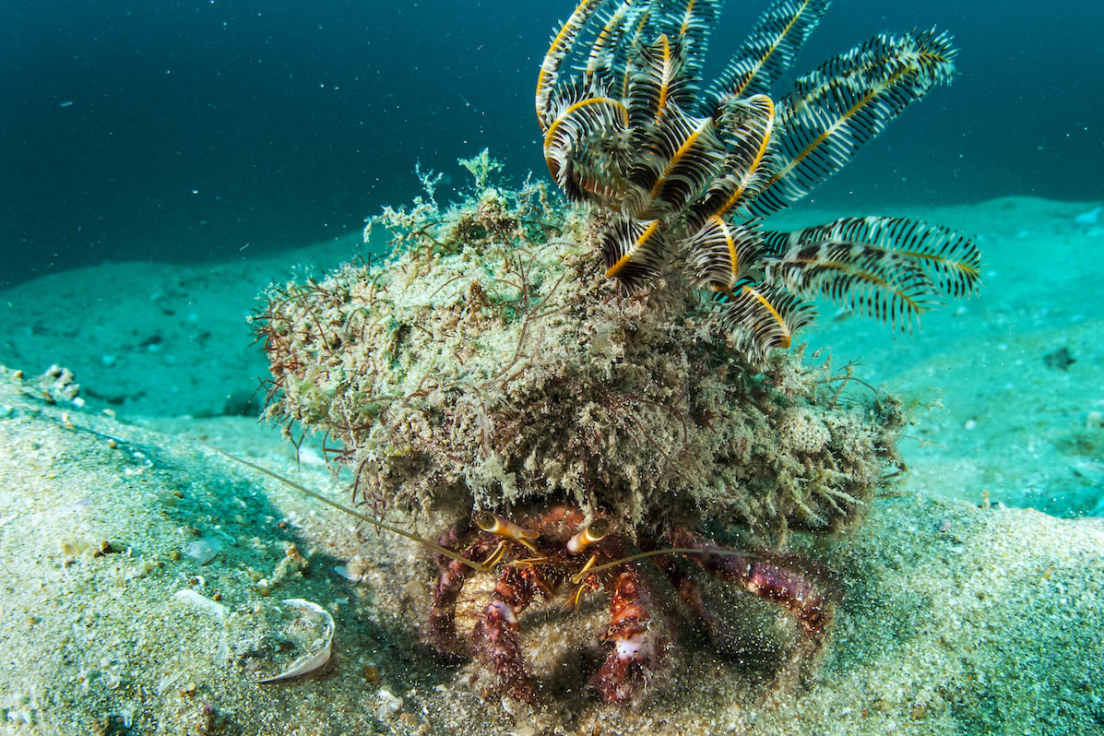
[751,29,958,216]
[715,282,816,360]
[625,104,726,218]
[543,94,629,184]
[760,216,981,332]
[691,94,775,222]
[684,216,763,293]
[584,0,640,87]
[709,0,831,103]
[537,0,610,131]
[600,216,665,292]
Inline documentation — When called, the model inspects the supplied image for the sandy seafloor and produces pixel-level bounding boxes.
[0,195,1102,735]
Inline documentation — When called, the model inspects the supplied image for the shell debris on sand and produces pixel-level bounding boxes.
[250,599,334,684]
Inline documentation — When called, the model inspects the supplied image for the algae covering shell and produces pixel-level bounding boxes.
[256,180,904,539]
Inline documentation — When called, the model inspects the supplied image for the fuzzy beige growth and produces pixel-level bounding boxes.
[256,174,904,541]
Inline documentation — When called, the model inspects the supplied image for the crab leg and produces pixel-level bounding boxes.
[589,565,660,703]
[703,553,832,639]
[666,528,834,641]
[474,565,543,704]
[429,534,500,654]
[646,548,722,636]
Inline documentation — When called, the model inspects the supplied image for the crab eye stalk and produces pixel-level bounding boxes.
[473,511,497,532]
[474,512,541,546]
[586,518,611,539]
[568,518,612,554]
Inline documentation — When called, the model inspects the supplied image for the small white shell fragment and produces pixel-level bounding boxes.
[333,565,361,582]
[186,537,223,565]
[375,687,403,720]
[256,599,334,683]
[173,589,228,620]
[297,446,326,466]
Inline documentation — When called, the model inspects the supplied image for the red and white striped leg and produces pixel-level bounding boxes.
[473,565,542,703]
[589,566,660,703]
[429,534,499,655]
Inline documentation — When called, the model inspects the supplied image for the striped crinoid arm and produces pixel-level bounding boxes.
[784,29,958,120]
[599,1,725,110]
[622,0,725,104]
[794,216,981,297]
[624,32,695,127]
[537,0,617,132]
[761,216,981,331]
[583,0,646,89]
[600,215,667,293]
[751,29,959,216]
[539,2,705,126]
[689,94,776,225]
[712,282,816,360]
[705,0,831,111]
[670,0,724,77]
[543,82,631,206]
[683,215,765,293]
[624,102,727,220]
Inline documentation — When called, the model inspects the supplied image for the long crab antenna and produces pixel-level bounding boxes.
[213,447,490,572]
[583,545,763,576]
[214,447,772,581]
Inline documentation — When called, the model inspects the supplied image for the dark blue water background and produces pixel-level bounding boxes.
[2,0,1101,287]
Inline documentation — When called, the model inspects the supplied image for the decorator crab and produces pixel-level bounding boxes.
[254,0,979,706]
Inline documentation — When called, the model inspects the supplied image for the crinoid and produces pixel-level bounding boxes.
[538,0,980,357]
[254,0,981,708]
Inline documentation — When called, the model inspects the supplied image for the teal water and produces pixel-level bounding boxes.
[2,0,1102,286]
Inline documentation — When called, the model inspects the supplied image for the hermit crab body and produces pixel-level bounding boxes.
[428,507,833,704]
